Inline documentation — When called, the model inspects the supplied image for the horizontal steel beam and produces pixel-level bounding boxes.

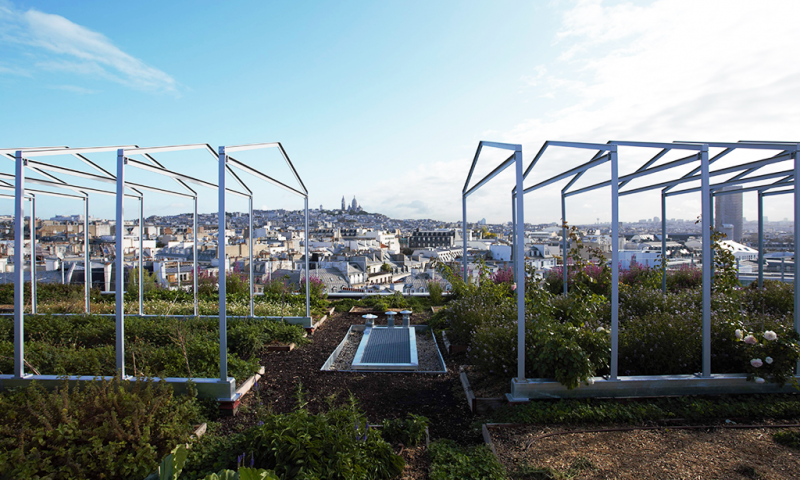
[22,145,136,157]
[226,156,305,197]
[661,170,794,197]
[609,141,704,150]
[675,141,798,150]
[619,148,668,188]
[465,153,515,197]
[479,141,521,152]
[224,142,280,153]
[25,160,117,184]
[617,153,793,197]
[564,152,700,197]
[124,144,215,156]
[523,153,610,194]
[763,188,795,198]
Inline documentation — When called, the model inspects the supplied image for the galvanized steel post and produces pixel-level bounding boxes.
[305,195,310,319]
[249,195,254,318]
[139,196,144,315]
[701,145,711,378]
[661,192,667,293]
[514,147,526,381]
[758,190,764,288]
[610,146,619,380]
[794,148,800,374]
[193,196,198,316]
[562,194,568,295]
[84,196,90,313]
[218,146,228,382]
[462,196,468,283]
[13,151,25,378]
[30,195,36,314]
[115,149,126,376]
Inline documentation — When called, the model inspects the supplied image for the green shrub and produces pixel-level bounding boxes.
[428,281,444,305]
[0,378,200,480]
[185,396,405,480]
[428,440,506,480]
[380,414,429,446]
[774,430,800,450]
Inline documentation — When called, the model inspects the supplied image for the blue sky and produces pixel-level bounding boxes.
[1,0,799,225]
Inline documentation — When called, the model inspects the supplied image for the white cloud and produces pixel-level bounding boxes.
[374,0,800,224]
[0,2,177,92]
[49,84,98,94]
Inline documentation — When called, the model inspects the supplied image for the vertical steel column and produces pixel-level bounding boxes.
[177,261,181,290]
[193,196,198,316]
[138,197,144,315]
[115,149,126,377]
[29,196,36,314]
[84,197,90,313]
[661,193,667,293]
[709,191,715,282]
[700,145,711,378]
[249,195,254,318]
[794,149,799,372]
[13,151,25,378]
[511,192,517,282]
[514,147,526,381]
[218,146,228,382]
[561,194,568,295]
[610,146,620,380]
[462,196,468,283]
[758,190,764,288]
[304,196,310,319]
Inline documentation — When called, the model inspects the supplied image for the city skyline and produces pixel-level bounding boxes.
[1,1,799,225]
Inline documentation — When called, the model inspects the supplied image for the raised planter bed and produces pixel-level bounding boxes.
[219,365,266,416]
[441,330,468,355]
[306,307,335,334]
[460,366,507,414]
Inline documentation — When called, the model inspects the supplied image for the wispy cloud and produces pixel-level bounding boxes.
[0,1,177,92]
[376,0,800,223]
[48,84,98,94]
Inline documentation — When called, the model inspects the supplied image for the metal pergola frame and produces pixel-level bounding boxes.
[1,142,310,402]
[505,140,800,400]
[462,141,526,380]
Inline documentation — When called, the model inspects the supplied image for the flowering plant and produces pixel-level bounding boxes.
[734,325,800,387]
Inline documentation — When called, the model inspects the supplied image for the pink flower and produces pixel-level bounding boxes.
[750,358,763,368]
[744,335,757,345]
[764,331,778,341]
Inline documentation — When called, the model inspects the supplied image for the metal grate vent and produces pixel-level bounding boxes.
[360,328,410,364]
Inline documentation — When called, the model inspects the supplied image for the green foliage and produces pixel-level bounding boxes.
[428,440,506,480]
[0,314,307,381]
[185,395,404,480]
[774,430,800,450]
[145,443,189,480]
[490,394,800,425]
[0,378,200,480]
[380,263,392,273]
[710,227,740,294]
[428,281,444,305]
[379,414,429,446]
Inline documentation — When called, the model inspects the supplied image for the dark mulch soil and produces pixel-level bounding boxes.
[218,311,479,447]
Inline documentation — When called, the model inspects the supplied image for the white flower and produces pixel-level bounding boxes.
[754,377,766,384]
[750,358,763,368]
[764,331,778,341]
[586,377,595,385]
[744,335,757,345]
[735,329,743,340]
[765,357,773,364]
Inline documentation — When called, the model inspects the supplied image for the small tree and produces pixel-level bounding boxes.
[381,263,392,273]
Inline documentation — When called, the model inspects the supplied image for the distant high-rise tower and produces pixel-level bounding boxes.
[715,185,743,242]
[341,196,346,211]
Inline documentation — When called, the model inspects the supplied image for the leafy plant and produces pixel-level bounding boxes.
[0,378,200,480]
[380,414,429,446]
[428,439,506,480]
